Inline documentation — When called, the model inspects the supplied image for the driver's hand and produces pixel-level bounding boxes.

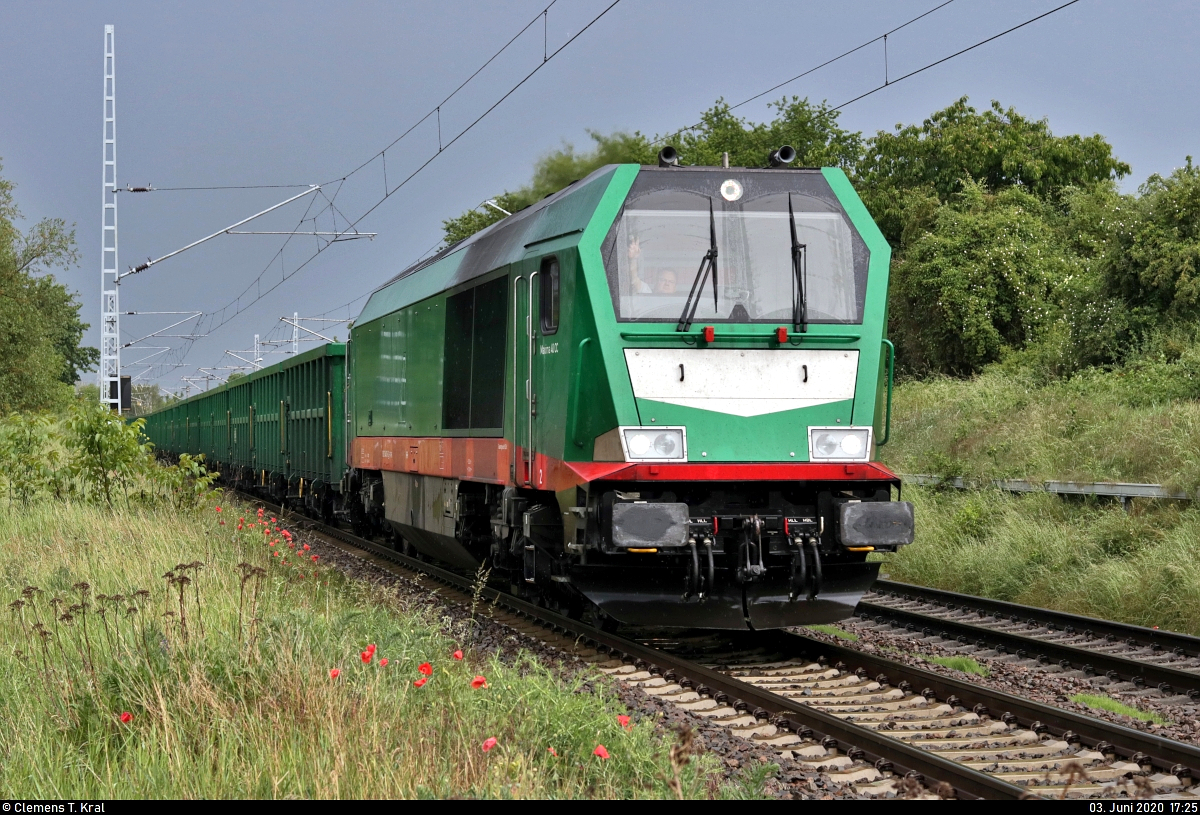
[627,237,640,259]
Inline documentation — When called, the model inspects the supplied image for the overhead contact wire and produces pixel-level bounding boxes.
[831,0,1082,110]
[159,0,621,384]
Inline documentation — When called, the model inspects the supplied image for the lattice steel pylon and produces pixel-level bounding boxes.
[99,24,121,411]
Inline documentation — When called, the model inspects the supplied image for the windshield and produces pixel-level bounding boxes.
[602,171,868,324]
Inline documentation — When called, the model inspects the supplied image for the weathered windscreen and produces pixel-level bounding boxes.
[601,169,869,324]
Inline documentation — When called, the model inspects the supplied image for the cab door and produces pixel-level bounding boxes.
[511,258,557,487]
[532,257,561,487]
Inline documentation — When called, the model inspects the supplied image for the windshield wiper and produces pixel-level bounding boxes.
[677,198,719,332]
[789,193,808,333]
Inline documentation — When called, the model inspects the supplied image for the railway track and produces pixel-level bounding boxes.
[860,580,1200,701]
[251,497,1200,800]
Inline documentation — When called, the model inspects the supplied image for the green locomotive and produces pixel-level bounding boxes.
[146,150,913,630]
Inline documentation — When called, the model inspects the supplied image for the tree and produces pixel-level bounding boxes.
[672,97,861,171]
[441,97,860,245]
[1102,157,1200,323]
[889,182,1073,375]
[0,159,96,412]
[856,97,1131,247]
[130,383,177,416]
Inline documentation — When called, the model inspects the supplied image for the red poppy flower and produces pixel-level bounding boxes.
[617,715,631,729]
[237,524,243,530]
[270,517,276,523]
[453,649,464,661]
[303,544,310,551]
[269,541,276,547]
[367,644,376,655]
[482,737,498,753]
[273,551,280,557]
[329,668,341,679]
[239,517,245,523]
[119,711,133,723]
[215,507,222,512]
[361,651,371,664]
[593,745,609,760]
[471,675,487,689]
[379,658,389,667]
[311,555,319,562]
[219,520,225,526]
[418,662,432,676]
[413,677,427,688]
[547,747,557,757]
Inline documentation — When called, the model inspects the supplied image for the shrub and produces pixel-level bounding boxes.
[0,412,61,503]
[66,399,153,507]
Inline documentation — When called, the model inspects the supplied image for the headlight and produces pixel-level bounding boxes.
[620,427,687,461]
[808,427,872,462]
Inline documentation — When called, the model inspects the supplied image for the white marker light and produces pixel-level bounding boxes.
[808,427,872,462]
[619,427,687,462]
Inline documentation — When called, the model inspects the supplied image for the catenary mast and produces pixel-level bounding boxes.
[99,24,121,410]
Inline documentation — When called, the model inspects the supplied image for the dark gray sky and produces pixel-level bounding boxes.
[2,0,1196,394]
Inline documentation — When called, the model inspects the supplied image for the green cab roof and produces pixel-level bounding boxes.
[356,164,620,325]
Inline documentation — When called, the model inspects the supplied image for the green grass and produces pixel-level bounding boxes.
[925,655,990,677]
[874,488,1200,636]
[880,364,1200,493]
[805,625,860,642]
[0,498,743,799]
[1070,694,1168,725]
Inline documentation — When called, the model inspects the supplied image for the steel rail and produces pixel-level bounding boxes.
[857,599,1200,698]
[875,579,1200,657]
[251,500,1021,799]
[768,630,1200,777]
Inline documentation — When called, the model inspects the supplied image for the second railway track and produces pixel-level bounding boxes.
[860,580,1200,701]
[253,496,1200,800]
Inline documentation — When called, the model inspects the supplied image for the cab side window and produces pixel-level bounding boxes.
[540,257,560,335]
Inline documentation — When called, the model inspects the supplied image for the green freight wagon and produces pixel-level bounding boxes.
[144,343,346,518]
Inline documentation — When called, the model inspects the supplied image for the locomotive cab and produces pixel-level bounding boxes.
[558,165,913,629]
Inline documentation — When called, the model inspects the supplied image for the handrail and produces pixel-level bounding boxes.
[570,337,593,448]
[510,274,525,484]
[527,269,539,487]
[879,339,895,446]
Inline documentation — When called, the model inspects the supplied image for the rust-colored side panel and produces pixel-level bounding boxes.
[352,436,511,485]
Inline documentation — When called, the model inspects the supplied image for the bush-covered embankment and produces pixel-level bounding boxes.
[881,333,1200,492]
